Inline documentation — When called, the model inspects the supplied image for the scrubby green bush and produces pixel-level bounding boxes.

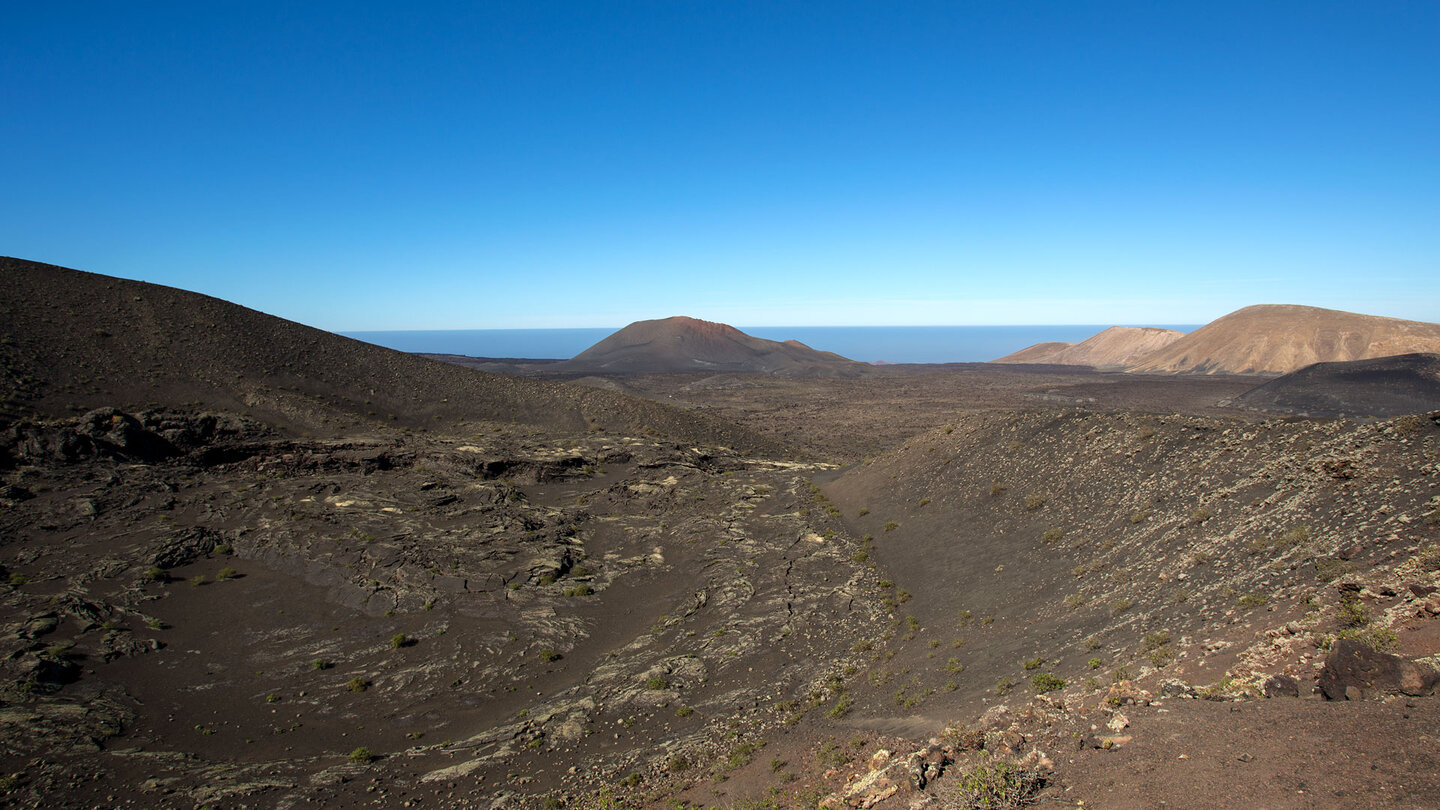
[947,758,1043,808]
[1030,673,1066,693]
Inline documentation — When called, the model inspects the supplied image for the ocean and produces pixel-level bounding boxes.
[342,325,1199,365]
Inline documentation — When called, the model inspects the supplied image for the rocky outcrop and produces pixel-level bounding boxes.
[1319,638,1440,700]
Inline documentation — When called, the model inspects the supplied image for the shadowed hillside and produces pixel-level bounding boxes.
[820,409,1440,749]
[553,316,867,376]
[1236,352,1440,418]
[0,257,782,453]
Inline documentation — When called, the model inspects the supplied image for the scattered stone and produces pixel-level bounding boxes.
[1263,674,1301,698]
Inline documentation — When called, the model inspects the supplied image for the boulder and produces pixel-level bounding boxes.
[1319,638,1440,700]
[1263,674,1301,698]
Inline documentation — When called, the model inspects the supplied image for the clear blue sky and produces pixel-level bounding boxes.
[4,1,1437,329]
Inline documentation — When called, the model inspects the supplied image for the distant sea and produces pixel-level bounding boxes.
[342,325,1201,365]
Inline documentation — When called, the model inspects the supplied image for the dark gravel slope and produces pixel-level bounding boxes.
[0,257,784,454]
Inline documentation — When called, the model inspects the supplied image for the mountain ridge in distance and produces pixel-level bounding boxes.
[997,304,1440,376]
[994,325,1186,370]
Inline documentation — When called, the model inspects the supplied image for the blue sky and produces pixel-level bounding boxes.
[4,2,1437,330]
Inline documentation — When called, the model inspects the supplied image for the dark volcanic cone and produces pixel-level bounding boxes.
[554,316,867,376]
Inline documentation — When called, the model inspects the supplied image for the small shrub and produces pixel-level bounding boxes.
[674,705,694,717]
[538,648,562,662]
[190,575,206,587]
[145,566,168,583]
[312,658,331,670]
[1023,494,1046,511]
[1030,673,1066,693]
[1336,626,1399,652]
[1315,558,1356,582]
[391,633,409,649]
[667,755,690,772]
[990,483,1007,497]
[1337,598,1370,628]
[1109,598,1132,616]
[1088,657,1102,669]
[1237,594,1269,609]
[1022,657,1044,671]
[1042,528,1064,544]
[1416,544,1440,571]
[1280,525,1312,547]
[1189,506,1214,525]
[947,759,1044,808]
[815,741,849,767]
[1149,648,1174,668]
[346,677,369,693]
[216,567,238,581]
[994,676,1014,696]
[564,584,594,597]
[265,693,281,703]
[883,521,899,532]
[644,676,669,690]
[726,740,764,770]
[1129,511,1148,524]
[827,694,853,719]
[1064,593,1084,610]
[1142,631,1171,651]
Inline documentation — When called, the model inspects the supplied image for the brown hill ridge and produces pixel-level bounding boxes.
[1129,304,1440,375]
[995,326,1185,369]
[554,315,867,376]
[997,305,1440,376]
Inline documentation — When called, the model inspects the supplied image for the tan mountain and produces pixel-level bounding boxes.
[555,316,867,376]
[995,326,1186,369]
[1128,305,1440,375]
[992,341,1076,364]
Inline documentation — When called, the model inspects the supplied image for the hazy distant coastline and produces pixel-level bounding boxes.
[344,325,1202,364]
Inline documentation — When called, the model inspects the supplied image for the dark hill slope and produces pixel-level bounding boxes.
[820,408,1440,733]
[1236,352,1440,418]
[0,257,782,453]
[554,316,867,376]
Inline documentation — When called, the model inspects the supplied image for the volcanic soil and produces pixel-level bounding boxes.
[2,258,1440,810]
